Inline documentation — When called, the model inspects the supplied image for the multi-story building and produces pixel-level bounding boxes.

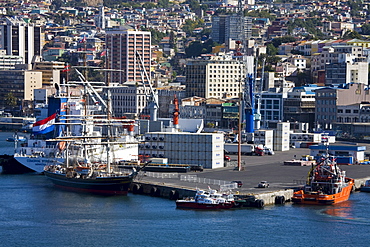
[109,82,154,119]
[311,44,366,84]
[157,87,186,118]
[325,60,368,85]
[0,17,44,64]
[0,67,42,114]
[259,88,287,128]
[0,51,23,69]
[33,61,65,86]
[105,25,151,84]
[211,15,252,45]
[283,85,319,130]
[315,83,370,130]
[184,53,252,99]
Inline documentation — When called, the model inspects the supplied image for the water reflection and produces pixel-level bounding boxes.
[323,200,354,220]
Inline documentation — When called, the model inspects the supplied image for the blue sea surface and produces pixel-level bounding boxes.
[0,132,369,247]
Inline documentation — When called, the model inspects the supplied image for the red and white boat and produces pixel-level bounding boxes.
[176,188,234,209]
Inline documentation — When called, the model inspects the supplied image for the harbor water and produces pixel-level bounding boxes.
[1,132,370,246]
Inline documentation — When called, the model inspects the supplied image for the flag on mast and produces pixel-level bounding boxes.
[32,113,57,134]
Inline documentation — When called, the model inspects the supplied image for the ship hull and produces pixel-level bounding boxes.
[44,170,134,195]
[176,201,234,209]
[14,156,65,173]
[0,155,35,174]
[292,179,354,205]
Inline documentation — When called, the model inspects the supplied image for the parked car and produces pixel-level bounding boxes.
[232,181,243,188]
[258,181,269,188]
[264,147,275,155]
[190,164,203,172]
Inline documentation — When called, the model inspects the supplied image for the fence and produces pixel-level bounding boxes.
[136,172,238,191]
[138,171,179,179]
[180,175,238,191]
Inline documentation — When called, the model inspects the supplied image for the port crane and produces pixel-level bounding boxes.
[136,51,159,121]
[254,57,266,130]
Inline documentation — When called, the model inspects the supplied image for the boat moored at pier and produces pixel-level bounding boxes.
[292,155,354,205]
[44,164,138,195]
[360,180,370,192]
[176,188,234,209]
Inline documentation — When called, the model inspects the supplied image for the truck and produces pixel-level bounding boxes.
[224,144,255,155]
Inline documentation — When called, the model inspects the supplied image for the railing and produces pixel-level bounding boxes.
[180,175,238,191]
[138,171,178,179]
[136,173,238,191]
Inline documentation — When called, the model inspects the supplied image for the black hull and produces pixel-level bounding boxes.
[44,170,135,195]
[0,155,35,174]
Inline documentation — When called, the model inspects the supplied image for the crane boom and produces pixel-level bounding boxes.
[136,51,158,121]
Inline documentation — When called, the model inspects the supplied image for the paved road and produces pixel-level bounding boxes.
[138,147,370,194]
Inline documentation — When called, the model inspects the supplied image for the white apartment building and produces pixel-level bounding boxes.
[185,54,254,99]
[0,17,44,64]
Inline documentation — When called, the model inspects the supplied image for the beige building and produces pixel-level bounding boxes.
[33,61,65,86]
[0,69,42,112]
[185,54,253,99]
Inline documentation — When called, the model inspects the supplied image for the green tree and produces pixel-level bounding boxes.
[185,41,203,57]
[185,39,218,58]
[142,28,166,45]
[361,23,370,35]
[157,0,170,8]
[246,10,275,21]
[271,36,296,48]
[169,31,176,49]
[182,19,204,36]
[143,2,156,9]
[5,92,17,110]
[266,43,278,56]
[342,30,362,39]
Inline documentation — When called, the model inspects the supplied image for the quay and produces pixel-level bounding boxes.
[130,147,370,206]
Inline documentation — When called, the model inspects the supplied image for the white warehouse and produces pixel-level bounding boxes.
[140,132,224,169]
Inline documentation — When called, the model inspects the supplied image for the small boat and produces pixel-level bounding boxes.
[292,155,354,205]
[6,135,27,142]
[360,180,370,192]
[176,188,234,209]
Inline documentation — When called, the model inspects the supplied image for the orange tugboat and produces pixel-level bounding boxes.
[292,155,354,205]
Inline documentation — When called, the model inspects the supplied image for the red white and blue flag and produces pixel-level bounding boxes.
[32,113,57,134]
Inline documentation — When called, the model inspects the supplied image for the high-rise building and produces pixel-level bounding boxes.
[211,15,252,45]
[105,26,151,84]
[0,17,44,64]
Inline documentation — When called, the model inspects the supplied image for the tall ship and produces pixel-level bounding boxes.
[12,78,139,174]
[42,70,141,195]
[292,154,354,205]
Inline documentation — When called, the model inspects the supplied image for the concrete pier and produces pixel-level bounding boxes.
[131,146,370,206]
